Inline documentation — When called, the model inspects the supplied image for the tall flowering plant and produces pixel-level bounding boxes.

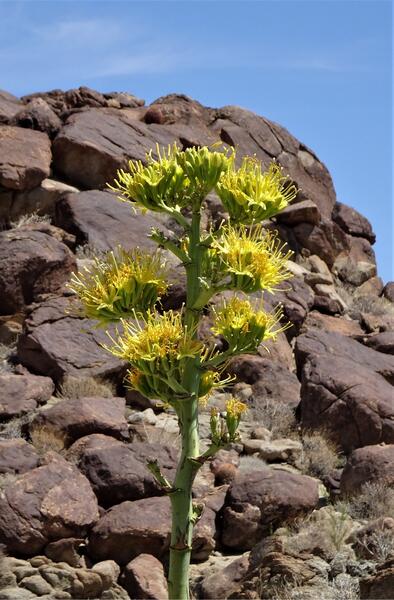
[70,145,295,600]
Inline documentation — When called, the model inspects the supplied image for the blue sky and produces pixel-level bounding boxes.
[1,0,392,281]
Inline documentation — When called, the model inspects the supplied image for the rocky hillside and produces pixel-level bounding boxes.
[0,87,393,600]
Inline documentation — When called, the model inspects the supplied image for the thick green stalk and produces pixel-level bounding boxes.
[168,211,202,600]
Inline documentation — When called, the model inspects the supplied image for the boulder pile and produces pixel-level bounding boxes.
[0,86,393,599]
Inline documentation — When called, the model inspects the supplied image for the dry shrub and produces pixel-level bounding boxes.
[298,431,341,480]
[0,342,17,373]
[357,528,394,562]
[335,279,394,317]
[10,212,51,229]
[30,425,68,454]
[58,375,115,400]
[341,481,394,520]
[248,399,297,438]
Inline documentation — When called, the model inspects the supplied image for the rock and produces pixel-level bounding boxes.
[10,98,62,138]
[69,435,177,507]
[360,559,394,599]
[356,276,384,297]
[52,108,181,189]
[0,89,22,123]
[228,355,301,408]
[45,538,84,568]
[0,453,99,555]
[299,354,394,451]
[197,553,250,600]
[17,221,76,248]
[0,372,54,419]
[92,561,120,590]
[292,218,348,268]
[221,467,319,550]
[210,449,240,485]
[19,574,53,595]
[0,126,51,190]
[341,444,394,494]
[361,331,394,355]
[333,201,376,243]
[55,189,172,252]
[145,93,209,125]
[104,91,145,108]
[276,199,320,225]
[30,397,129,450]
[0,439,39,474]
[119,554,168,600]
[302,310,364,337]
[269,276,315,333]
[382,282,394,303]
[193,486,228,561]
[0,178,79,225]
[334,235,377,285]
[17,296,126,382]
[36,563,79,596]
[295,328,394,381]
[256,438,302,463]
[313,283,347,314]
[0,587,37,599]
[0,229,76,315]
[362,312,394,334]
[88,496,171,565]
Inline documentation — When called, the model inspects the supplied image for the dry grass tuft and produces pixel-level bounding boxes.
[57,375,115,400]
[10,212,51,229]
[340,481,394,521]
[297,431,341,480]
[30,425,69,454]
[247,399,297,438]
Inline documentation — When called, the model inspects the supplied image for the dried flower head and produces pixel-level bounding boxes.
[216,159,297,224]
[69,247,168,323]
[212,223,293,293]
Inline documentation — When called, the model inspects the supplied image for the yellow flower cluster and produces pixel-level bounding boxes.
[216,159,297,224]
[211,296,283,353]
[69,248,168,323]
[212,224,293,293]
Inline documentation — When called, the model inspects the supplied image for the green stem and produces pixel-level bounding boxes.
[168,211,202,600]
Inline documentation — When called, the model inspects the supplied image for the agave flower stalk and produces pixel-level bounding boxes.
[70,145,293,600]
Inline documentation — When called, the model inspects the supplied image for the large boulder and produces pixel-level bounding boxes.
[17,296,126,382]
[332,201,376,243]
[340,444,394,494]
[0,229,76,315]
[119,554,168,600]
[29,397,129,451]
[0,90,22,123]
[221,467,319,551]
[55,189,172,252]
[88,496,171,565]
[0,453,99,555]
[295,329,394,450]
[0,126,51,190]
[0,371,54,419]
[10,98,62,138]
[68,435,177,507]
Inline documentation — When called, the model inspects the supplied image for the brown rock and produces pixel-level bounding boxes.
[0,126,51,190]
[228,355,300,408]
[356,276,384,297]
[361,331,394,355]
[120,554,168,600]
[17,296,126,382]
[360,559,394,599]
[55,189,172,252]
[198,554,250,600]
[341,444,394,494]
[292,218,348,268]
[52,108,180,189]
[0,90,22,123]
[145,93,209,125]
[0,178,79,226]
[302,310,364,337]
[334,235,377,285]
[221,468,319,550]
[69,435,177,507]
[30,396,129,450]
[193,486,228,561]
[382,282,394,303]
[45,537,84,567]
[0,229,76,314]
[276,199,320,225]
[300,355,394,451]
[269,276,315,333]
[10,98,62,138]
[333,201,376,243]
[0,371,54,419]
[88,496,171,565]
[0,453,99,555]
[0,439,39,474]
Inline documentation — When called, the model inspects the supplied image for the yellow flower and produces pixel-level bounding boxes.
[212,224,293,293]
[68,247,168,323]
[211,296,284,353]
[177,145,233,198]
[216,159,297,224]
[225,397,248,418]
[109,143,190,212]
[105,310,203,398]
